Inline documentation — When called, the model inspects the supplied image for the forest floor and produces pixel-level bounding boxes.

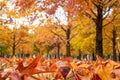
[0,55,120,80]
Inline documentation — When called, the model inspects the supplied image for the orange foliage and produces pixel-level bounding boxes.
[0,55,120,80]
[16,0,34,10]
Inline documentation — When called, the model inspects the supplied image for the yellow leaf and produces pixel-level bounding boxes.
[11,56,17,63]
[78,64,90,68]
[70,62,78,69]
[97,64,112,80]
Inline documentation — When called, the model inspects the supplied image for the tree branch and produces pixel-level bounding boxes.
[54,16,67,32]
[103,0,117,20]
[103,8,111,20]
[104,0,113,6]
[90,9,97,17]
[50,30,65,43]
[71,24,80,31]
[85,0,97,18]
[103,14,117,27]
[91,0,98,7]
[85,12,96,22]
[61,25,67,32]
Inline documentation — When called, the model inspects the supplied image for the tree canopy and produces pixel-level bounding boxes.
[0,0,120,60]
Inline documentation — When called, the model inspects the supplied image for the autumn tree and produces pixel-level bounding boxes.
[0,26,10,57]
[83,0,120,58]
[14,0,82,57]
[111,6,120,61]
[104,13,120,61]
[3,0,120,59]
[33,26,56,57]
[2,25,30,56]
[15,0,118,58]
[12,26,30,56]
[70,16,96,60]
[43,0,82,57]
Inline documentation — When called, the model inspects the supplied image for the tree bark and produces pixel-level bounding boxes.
[95,5,103,57]
[12,34,16,57]
[112,28,117,61]
[57,43,60,59]
[92,52,96,60]
[119,53,120,61]
[66,28,71,56]
[118,43,120,61]
[78,49,81,60]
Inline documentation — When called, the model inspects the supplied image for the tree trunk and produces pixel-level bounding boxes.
[1,53,4,57]
[95,5,103,57]
[92,52,96,60]
[119,52,120,61]
[57,43,60,59]
[118,39,120,61]
[112,28,117,61]
[47,50,49,58]
[66,28,71,56]
[78,49,81,60]
[12,34,16,57]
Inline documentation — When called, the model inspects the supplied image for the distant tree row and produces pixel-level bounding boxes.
[0,0,120,61]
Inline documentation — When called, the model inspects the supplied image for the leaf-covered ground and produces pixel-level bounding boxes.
[0,54,120,80]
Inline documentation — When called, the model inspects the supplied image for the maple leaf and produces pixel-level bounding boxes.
[48,59,57,72]
[94,59,116,80]
[16,51,43,76]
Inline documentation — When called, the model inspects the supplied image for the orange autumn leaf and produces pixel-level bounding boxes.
[96,65,110,80]
[16,0,34,10]
[16,52,43,75]
[48,60,57,72]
